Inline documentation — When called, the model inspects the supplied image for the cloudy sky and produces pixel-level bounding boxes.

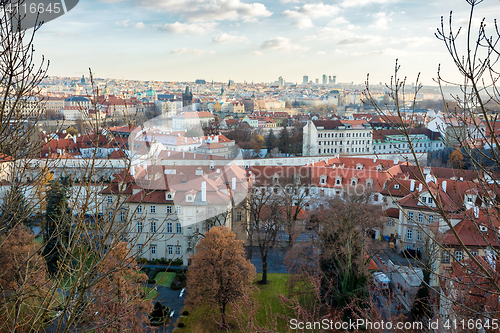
[34,0,500,85]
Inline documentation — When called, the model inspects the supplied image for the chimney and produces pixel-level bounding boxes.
[201,181,206,202]
[418,183,423,192]
[442,180,447,193]
[232,177,236,191]
[183,151,185,158]
[167,151,170,157]
[393,157,399,165]
[194,154,196,159]
[410,179,415,192]
[373,158,377,163]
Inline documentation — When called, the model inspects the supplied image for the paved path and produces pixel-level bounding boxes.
[148,284,186,333]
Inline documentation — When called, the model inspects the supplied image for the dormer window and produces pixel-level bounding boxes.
[351,178,357,186]
[356,163,363,170]
[480,225,488,232]
[394,184,400,190]
[366,179,373,187]
[320,175,327,185]
[336,177,342,185]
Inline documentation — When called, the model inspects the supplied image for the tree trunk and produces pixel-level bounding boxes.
[261,259,268,284]
[220,302,227,330]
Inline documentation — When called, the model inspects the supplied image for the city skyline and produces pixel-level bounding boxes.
[33,0,500,85]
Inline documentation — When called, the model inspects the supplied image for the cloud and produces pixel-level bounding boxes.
[159,22,217,34]
[370,12,392,30]
[292,17,314,29]
[101,0,272,23]
[261,36,307,51]
[252,50,263,56]
[212,33,247,43]
[341,0,396,8]
[116,20,145,29]
[338,37,370,45]
[317,51,326,55]
[284,3,340,18]
[170,47,216,55]
[115,20,130,27]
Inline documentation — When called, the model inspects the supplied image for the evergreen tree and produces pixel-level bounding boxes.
[42,177,72,276]
[265,130,277,150]
[0,185,32,231]
[279,127,290,156]
[410,269,432,321]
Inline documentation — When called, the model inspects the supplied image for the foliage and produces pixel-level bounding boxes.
[186,226,256,329]
[0,185,33,231]
[148,301,171,326]
[0,225,51,332]
[410,269,432,321]
[65,127,78,136]
[84,242,153,332]
[448,149,465,169]
[42,177,72,276]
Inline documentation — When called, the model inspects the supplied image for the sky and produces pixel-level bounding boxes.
[32,0,500,85]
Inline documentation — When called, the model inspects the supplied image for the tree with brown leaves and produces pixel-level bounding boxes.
[186,226,256,330]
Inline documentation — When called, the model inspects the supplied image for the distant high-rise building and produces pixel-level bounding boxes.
[278,76,284,87]
[182,86,193,108]
[328,76,332,84]
[332,76,337,84]
[315,78,319,84]
[303,75,308,84]
[322,75,327,85]
[195,79,206,85]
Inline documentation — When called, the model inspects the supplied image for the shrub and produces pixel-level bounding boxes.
[178,322,185,328]
[149,301,171,326]
[182,310,189,316]
[146,268,158,284]
[170,273,187,290]
[153,259,160,265]
[172,258,183,266]
[137,258,148,265]
[159,257,168,265]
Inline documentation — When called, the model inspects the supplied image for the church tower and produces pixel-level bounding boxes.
[182,86,193,108]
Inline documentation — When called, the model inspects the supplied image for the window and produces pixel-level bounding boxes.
[320,177,326,184]
[441,251,450,263]
[137,221,143,233]
[417,213,423,223]
[150,205,156,214]
[151,221,156,233]
[151,245,156,255]
[167,193,173,199]
[470,251,478,256]
[168,245,173,255]
[428,198,433,204]
[406,229,413,240]
[422,197,427,203]
[176,205,182,214]
[108,211,113,221]
[167,205,172,214]
[388,218,395,226]
[120,210,126,222]
[455,250,463,262]
[467,196,473,203]
[207,207,214,215]
[408,211,414,222]
[137,244,143,254]
[236,211,242,221]
[176,246,181,255]
[107,196,112,203]
[167,222,173,233]
[137,205,142,213]
[417,231,422,241]
[176,222,182,233]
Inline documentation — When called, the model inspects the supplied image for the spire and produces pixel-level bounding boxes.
[220,84,224,96]
[185,85,190,94]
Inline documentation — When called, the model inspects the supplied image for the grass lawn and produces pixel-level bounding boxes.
[143,287,158,300]
[174,273,307,333]
[155,271,176,287]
